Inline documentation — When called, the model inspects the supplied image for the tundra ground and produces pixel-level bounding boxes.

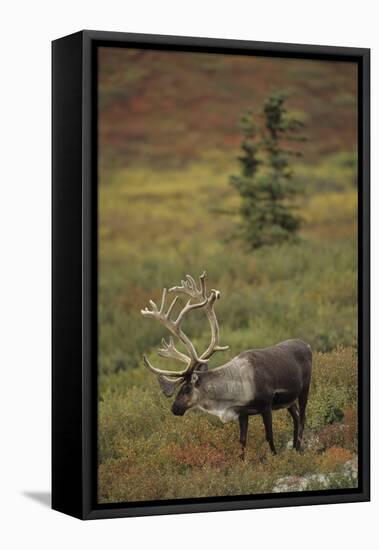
[98,156,358,503]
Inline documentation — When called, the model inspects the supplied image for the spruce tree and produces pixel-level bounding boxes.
[230,91,304,249]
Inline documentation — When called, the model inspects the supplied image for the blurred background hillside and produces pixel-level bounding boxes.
[99,48,357,171]
[97,47,358,503]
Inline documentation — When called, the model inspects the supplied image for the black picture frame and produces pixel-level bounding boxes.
[52,30,370,520]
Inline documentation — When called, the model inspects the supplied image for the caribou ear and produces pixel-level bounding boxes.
[191,372,199,385]
[157,375,183,397]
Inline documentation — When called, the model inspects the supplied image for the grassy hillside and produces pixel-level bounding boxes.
[99,48,357,171]
[97,49,358,503]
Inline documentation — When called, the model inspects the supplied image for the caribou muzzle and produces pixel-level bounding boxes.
[171,403,186,416]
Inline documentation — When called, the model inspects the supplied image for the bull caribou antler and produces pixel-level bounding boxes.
[141,272,229,388]
[169,272,229,361]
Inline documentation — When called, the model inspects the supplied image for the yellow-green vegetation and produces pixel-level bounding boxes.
[98,152,358,503]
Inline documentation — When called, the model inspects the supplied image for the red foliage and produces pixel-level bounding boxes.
[164,443,233,468]
[318,406,357,451]
[317,446,354,471]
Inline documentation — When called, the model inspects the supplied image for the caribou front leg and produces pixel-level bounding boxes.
[238,413,249,460]
[262,408,277,455]
[287,403,300,450]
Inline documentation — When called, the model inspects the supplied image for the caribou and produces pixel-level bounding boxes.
[141,272,312,458]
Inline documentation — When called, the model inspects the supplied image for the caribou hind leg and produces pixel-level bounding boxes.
[287,403,300,450]
[238,413,249,461]
[297,385,310,450]
[262,408,277,455]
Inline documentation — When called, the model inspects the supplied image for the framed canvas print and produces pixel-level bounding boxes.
[52,30,370,519]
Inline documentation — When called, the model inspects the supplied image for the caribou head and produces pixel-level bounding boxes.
[141,272,229,412]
